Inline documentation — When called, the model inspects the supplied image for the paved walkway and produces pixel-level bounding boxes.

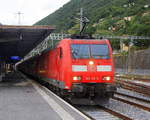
[0,72,90,120]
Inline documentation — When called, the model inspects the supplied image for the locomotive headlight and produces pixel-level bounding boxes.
[89,61,94,65]
[73,76,81,82]
[102,76,111,81]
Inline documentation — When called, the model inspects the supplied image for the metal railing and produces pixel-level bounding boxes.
[20,33,150,63]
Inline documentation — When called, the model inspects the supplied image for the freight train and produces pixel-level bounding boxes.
[17,36,116,104]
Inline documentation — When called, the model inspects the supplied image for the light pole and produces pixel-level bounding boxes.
[16,11,23,25]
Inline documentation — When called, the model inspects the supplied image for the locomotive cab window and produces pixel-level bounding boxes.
[91,44,109,59]
[71,44,109,59]
[71,44,90,59]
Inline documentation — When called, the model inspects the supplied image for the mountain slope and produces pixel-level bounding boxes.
[35,0,150,36]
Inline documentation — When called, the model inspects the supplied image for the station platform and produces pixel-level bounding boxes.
[0,72,90,120]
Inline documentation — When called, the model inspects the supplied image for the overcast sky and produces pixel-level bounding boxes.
[0,0,70,25]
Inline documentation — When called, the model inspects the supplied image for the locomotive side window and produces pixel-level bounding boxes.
[71,44,109,59]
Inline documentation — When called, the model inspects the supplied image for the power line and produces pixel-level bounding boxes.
[21,33,150,61]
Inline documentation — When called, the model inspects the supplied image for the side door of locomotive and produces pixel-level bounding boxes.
[56,47,63,81]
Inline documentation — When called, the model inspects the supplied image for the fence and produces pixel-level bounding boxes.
[114,49,150,76]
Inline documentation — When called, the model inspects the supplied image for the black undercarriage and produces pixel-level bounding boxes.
[72,83,116,97]
[70,83,116,105]
[46,82,116,105]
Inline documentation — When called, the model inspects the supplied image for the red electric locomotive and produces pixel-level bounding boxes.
[17,9,116,104]
[17,36,116,104]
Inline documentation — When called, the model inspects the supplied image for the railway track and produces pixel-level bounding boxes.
[77,92,150,120]
[76,105,132,120]
[115,78,150,97]
[116,78,150,89]
[115,92,150,104]
[116,76,150,83]
[113,93,150,112]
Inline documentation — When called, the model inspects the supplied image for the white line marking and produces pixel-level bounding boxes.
[30,80,75,120]
[20,72,91,120]
[40,83,91,120]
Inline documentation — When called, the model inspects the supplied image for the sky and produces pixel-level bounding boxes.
[0,0,70,25]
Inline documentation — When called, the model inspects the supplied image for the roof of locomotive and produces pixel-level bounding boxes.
[60,38,109,45]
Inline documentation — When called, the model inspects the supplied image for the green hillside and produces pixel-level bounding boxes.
[35,0,150,36]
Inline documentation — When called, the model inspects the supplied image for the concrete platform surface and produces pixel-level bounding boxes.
[0,72,90,120]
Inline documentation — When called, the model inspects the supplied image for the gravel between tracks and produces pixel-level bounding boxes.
[104,98,150,120]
